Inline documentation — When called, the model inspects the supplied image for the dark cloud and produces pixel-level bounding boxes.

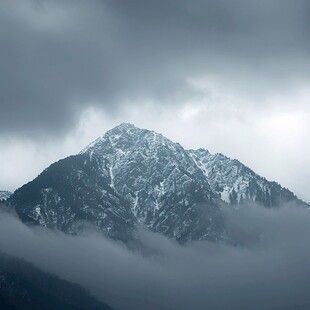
[0,0,309,136]
[1,204,310,309]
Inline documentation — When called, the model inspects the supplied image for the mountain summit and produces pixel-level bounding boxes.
[8,124,307,243]
[78,122,222,241]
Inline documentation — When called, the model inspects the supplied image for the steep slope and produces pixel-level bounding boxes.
[10,124,225,243]
[0,252,113,310]
[9,123,306,244]
[10,154,136,242]
[0,191,12,202]
[188,149,306,208]
[79,123,224,242]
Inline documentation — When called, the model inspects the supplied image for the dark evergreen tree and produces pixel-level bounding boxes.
[229,188,238,205]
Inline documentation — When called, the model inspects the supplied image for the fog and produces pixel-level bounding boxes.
[1,204,310,310]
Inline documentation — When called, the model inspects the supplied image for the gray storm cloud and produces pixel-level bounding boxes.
[1,0,309,136]
[1,204,310,310]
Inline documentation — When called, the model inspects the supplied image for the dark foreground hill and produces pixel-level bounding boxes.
[0,253,112,310]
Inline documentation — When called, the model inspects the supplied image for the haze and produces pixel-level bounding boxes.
[1,204,310,310]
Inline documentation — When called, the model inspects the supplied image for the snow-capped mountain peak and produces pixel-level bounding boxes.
[81,123,175,156]
[8,123,307,244]
[79,124,218,238]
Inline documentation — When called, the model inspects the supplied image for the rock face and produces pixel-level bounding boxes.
[188,149,305,208]
[10,154,136,242]
[0,191,12,202]
[79,123,224,242]
[8,123,307,243]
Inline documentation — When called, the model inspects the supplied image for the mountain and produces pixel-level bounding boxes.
[9,124,224,243]
[79,123,225,242]
[0,252,113,310]
[9,154,136,242]
[188,149,306,208]
[8,123,307,243]
[0,191,12,202]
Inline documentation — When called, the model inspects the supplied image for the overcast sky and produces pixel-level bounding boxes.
[0,0,309,201]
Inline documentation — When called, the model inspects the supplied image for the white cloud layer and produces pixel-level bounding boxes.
[1,204,310,309]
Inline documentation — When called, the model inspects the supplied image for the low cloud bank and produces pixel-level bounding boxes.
[0,204,310,310]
